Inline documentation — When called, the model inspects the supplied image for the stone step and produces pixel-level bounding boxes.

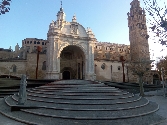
[21,101,158,120]
[0,97,51,125]
[37,83,108,88]
[12,94,141,105]
[26,92,134,100]
[9,94,149,111]
[0,107,163,125]
[36,86,116,90]
[4,96,158,120]
[26,91,134,99]
[0,89,19,92]
[27,89,129,96]
[0,79,163,125]
[30,86,126,93]
[51,80,93,84]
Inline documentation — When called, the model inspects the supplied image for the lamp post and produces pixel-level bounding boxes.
[125,64,129,83]
[36,46,42,79]
[120,56,125,83]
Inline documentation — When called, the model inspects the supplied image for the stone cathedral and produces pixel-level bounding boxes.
[0,0,153,83]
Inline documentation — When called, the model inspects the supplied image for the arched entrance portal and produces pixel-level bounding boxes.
[60,45,85,80]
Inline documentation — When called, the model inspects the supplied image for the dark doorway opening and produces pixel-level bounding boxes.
[63,71,70,79]
[153,74,160,84]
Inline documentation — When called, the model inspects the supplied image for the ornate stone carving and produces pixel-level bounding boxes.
[71,24,78,35]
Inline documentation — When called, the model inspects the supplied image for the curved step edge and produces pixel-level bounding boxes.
[21,103,159,120]
[12,94,142,105]
[26,93,134,100]
[0,97,40,125]
[11,95,149,111]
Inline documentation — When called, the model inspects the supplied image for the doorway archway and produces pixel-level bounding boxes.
[60,45,85,79]
[63,71,70,79]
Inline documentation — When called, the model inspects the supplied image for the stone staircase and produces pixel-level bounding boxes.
[0,80,164,125]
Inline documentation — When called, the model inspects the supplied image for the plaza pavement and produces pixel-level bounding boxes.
[144,89,167,125]
[0,88,166,125]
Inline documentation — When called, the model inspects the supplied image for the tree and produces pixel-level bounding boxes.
[156,56,167,79]
[128,59,152,96]
[143,0,167,46]
[0,0,11,15]
[156,57,167,97]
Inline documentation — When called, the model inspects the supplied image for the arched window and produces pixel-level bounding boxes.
[12,64,17,72]
[101,63,105,70]
[42,61,46,70]
[118,66,121,70]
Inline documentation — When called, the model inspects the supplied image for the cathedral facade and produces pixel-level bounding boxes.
[0,0,152,83]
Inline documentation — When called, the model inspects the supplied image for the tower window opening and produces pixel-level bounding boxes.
[12,64,17,73]
[111,65,112,73]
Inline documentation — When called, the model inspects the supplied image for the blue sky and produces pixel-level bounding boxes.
[0,0,137,50]
[0,0,166,61]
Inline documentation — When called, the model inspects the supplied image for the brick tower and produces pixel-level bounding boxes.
[128,0,150,61]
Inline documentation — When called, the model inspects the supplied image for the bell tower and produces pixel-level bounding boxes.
[128,0,150,61]
[56,1,66,29]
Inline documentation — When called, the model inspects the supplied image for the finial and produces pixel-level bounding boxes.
[72,13,77,22]
[60,1,63,11]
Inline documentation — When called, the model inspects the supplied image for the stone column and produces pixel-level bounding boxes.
[85,41,96,80]
[46,36,54,79]
[50,37,60,79]
[18,74,27,105]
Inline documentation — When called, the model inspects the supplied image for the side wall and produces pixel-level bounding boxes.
[0,60,26,77]
[94,60,129,82]
[26,53,46,79]
[0,53,47,79]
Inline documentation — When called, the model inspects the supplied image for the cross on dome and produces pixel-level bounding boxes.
[60,1,63,11]
[72,14,77,22]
